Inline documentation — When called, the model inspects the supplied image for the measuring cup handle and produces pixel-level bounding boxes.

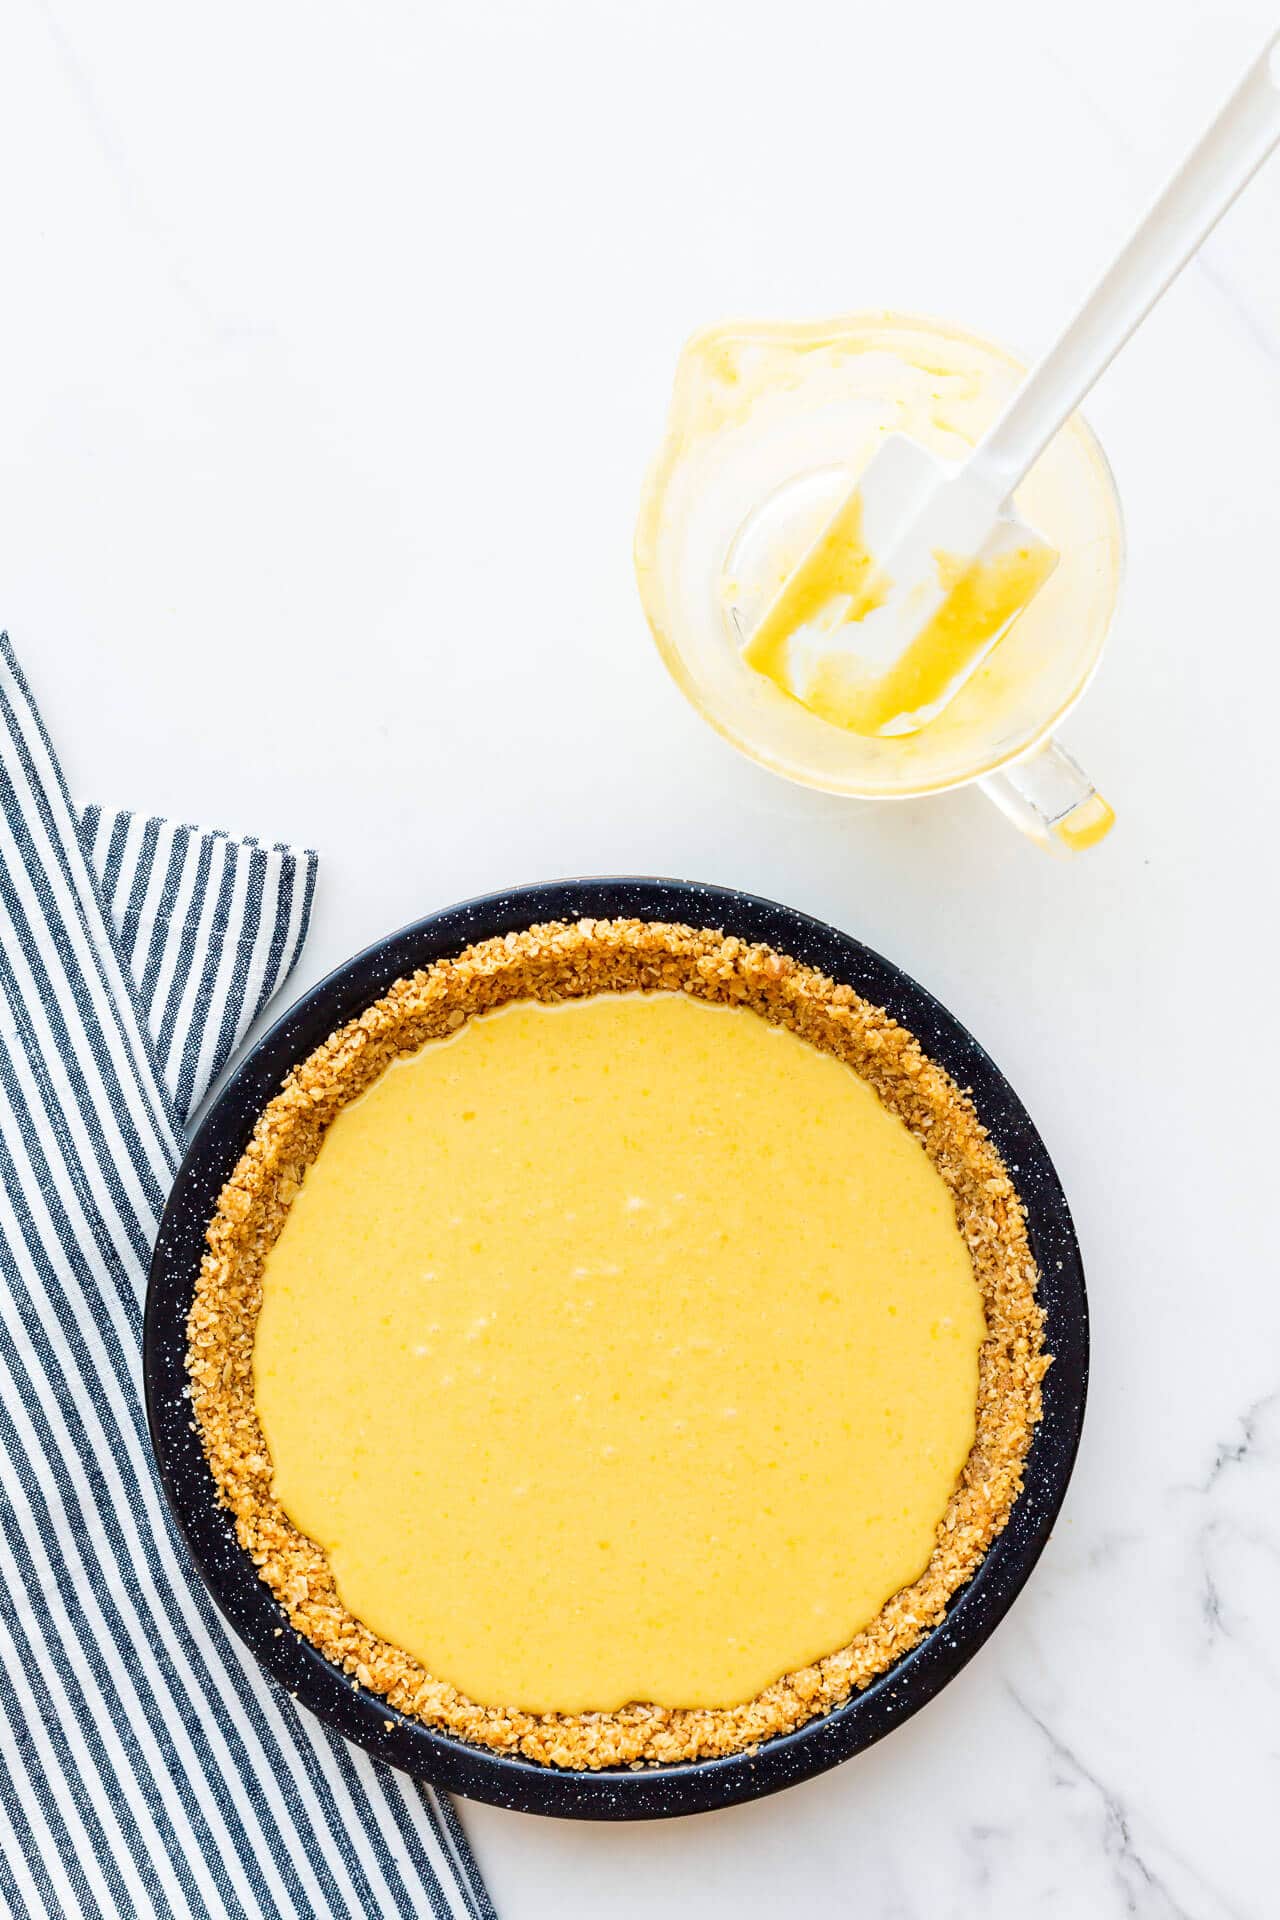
[980,737,1115,854]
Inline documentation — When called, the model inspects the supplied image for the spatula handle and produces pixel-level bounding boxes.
[977,28,1280,494]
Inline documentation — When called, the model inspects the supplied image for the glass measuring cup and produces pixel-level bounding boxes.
[635,312,1124,852]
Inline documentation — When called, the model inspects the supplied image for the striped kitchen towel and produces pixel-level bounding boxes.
[0,633,494,1920]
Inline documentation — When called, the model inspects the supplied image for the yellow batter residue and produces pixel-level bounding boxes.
[1052,790,1116,852]
[741,490,891,688]
[253,992,986,1714]
[745,526,1057,738]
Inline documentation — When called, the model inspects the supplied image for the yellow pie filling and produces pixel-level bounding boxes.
[253,990,986,1714]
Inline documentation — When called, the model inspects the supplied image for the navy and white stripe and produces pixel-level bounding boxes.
[77,808,318,1128]
[0,633,494,1920]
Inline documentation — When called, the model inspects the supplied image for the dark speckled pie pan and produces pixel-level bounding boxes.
[145,877,1087,1820]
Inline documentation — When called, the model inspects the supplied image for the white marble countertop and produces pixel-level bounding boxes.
[4,0,1278,1913]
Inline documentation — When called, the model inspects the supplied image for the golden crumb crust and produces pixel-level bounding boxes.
[187,919,1048,1769]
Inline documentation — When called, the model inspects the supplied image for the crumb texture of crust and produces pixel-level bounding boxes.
[187,918,1048,1770]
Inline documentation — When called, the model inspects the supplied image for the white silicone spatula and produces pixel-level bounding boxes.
[744,27,1280,738]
